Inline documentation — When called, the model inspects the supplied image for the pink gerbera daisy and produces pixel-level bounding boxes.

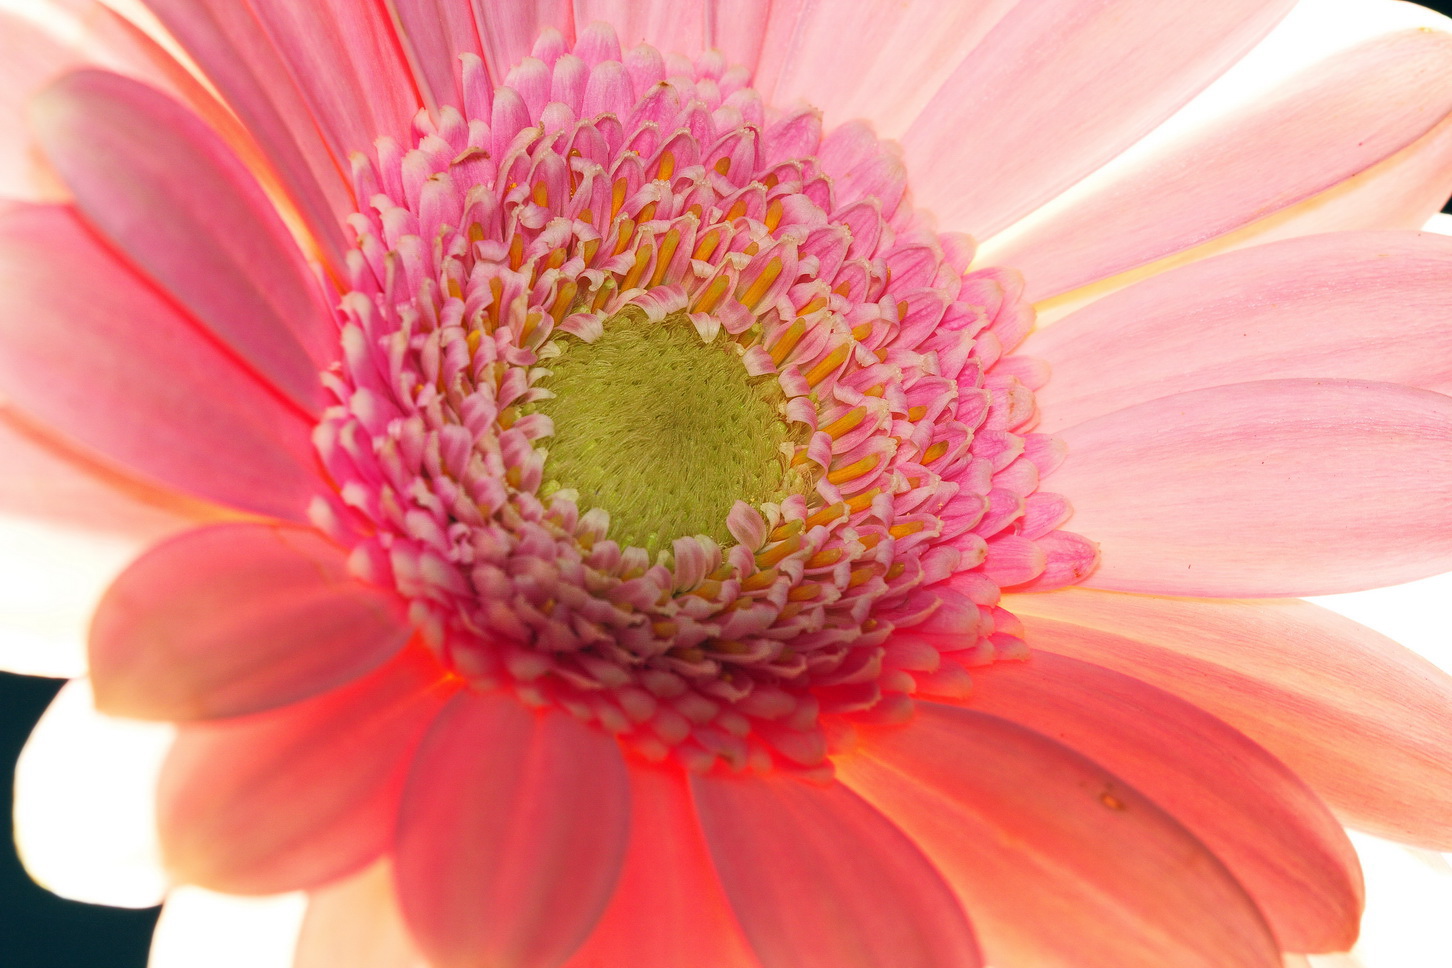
[5,1,1452,966]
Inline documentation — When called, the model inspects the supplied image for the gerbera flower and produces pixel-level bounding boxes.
[5,0,1452,966]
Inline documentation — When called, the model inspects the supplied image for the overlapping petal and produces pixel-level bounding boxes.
[89,522,411,721]
[1009,588,1452,848]
[840,705,1284,968]
[0,204,321,523]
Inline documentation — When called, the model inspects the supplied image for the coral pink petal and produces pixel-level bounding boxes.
[385,0,484,113]
[564,762,762,968]
[33,70,335,414]
[142,0,352,267]
[470,0,574,86]
[993,29,1452,301]
[560,766,760,968]
[0,405,213,538]
[394,691,630,968]
[963,652,1362,952]
[1055,379,1452,597]
[0,204,319,523]
[1008,587,1452,849]
[89,522,412,722]
[295,862,427,968]
[839,706,1282,968]
[691,773,981,968]
[157,647,455,895]
[1026,230,1452,434]
[574,1,704,58]
[245,0,418,160]
[755,0,1016,136]
[902,0,1294,240]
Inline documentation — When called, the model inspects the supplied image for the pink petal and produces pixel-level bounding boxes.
[470,0,574,86]
[1054,379,1452,597]
[0,12,83,199]
[902,0,1294,240]
[295,862,427,968]
[573,1,704,59]
[158,646,456,895]
[564,762,762,968]
[838,705,1282,968]
[0,204,320,523]
[1026,230,1452,434]
[705,0,771,75]
[245,0,419,160]
[394,691,630,968]
[963,652,1362,952]
[385,0,485,113]
[990,29,1452,301]
[754,0,1015,134]
[90,522,411,721]
[33,70,335,414]
[1008,587,1452,849]
[143,0,354,267]
[691,773,981,968]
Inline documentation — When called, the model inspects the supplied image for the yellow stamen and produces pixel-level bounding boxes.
[820,407,867,440]
[804,343,850,388]
[827,453,881,485]
[740,258,783,311]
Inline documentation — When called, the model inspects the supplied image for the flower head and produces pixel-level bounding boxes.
[4,2,1452,968]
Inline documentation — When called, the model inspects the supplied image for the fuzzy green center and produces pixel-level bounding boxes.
[537,313,792,553]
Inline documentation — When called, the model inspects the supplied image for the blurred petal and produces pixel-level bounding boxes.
[157,647,455,895]
[1055,379,1452,597]
[470,0,572,86]
[1008,588,1452,848]
[839,705,1282,968]
[90,522,411,721]
[149,887,306,968]
[384,0,484,113]
[395,691,630,968]
[14,678,172,907]
[692,773,982,968]
[294,861,428,968]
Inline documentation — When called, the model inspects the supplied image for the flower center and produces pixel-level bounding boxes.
[313,24,1096,775]
[536,311,798,554]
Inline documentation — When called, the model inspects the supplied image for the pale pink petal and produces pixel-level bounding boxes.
[754,0,1015,133]
[33,70,336,414]
[90,522,411,722]
[384,0,484,113]
[0,204,320,523]
[963,652,1362,952]
[839,705,1282,968]
[14,679,172,907]
[1026,231,1452,434]
[294,862,428,968]
[394,691,630,968]
[1054,379,1452,597]
[246,0,419,160]
[0,408,203,677]
[564,762,762,968]
[157,647,456,895]
[149,888,307,968]
[471,0,573,86]
[902,0,1295,240]
[1007,587,1452,848]
[0,12,81,199]
[142,0,353,267]
[990,29,1452,301]
[573,1,703,59]
[691,773,981,968]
